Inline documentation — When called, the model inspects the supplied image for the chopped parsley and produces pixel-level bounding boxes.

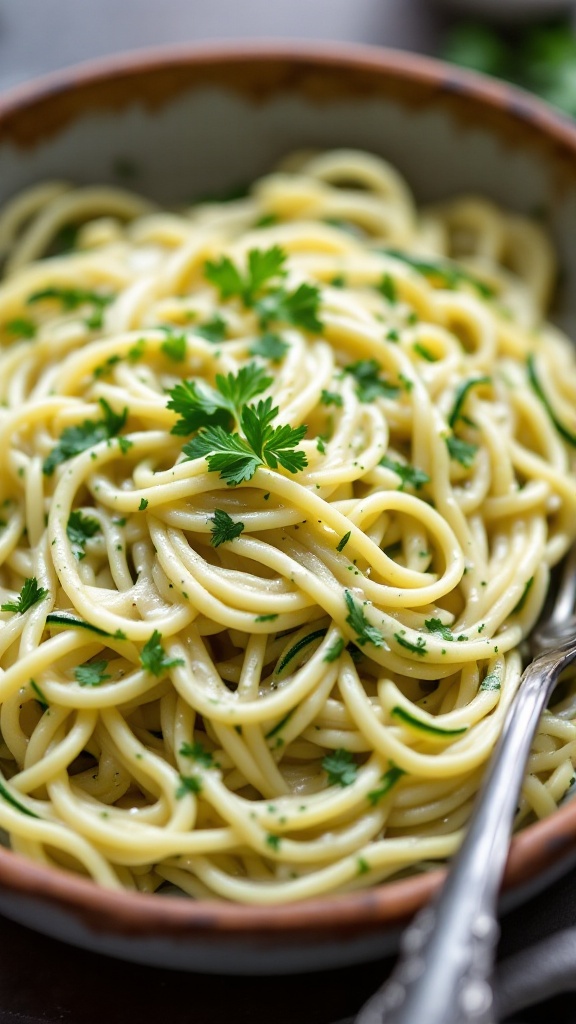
[249,332,289,362]
[336,531,351,552]
[1,577,48,614]
[176,774,203,797]
[127,338,146,362]
[413,342,437,362]
[160,329,187,362]
[394,632,427,656]
[344,590,385,648]
[379,456,430,491]
[138,498,149,511]
[425,618,467,642]
[27,286,113,326]
[66,510,101,560]
[445,435,478,468]
[74,659,111,686]
[255,613,278,622]
[367,764,405,805]
[323,636,345,662]
[210,508,245,547]
[479,671,501,692]
[4,318,36,339]
[140,630,184,677]
[43,398,128,476]
[322,748,358,788]
[204,246,322,332]
[265,833,282,851]
[179,741,214,767]
[195,313,227,344]
[321,389,343,408]
[344,359,399,403]
[378,273,397,304]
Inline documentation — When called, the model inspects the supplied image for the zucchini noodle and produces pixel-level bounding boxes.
[0,149,574,903]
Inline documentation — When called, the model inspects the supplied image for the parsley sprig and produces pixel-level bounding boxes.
[43,398,128,476]
[1,577,48,614]
[344,590,385,648]
[167,363,271,436]
[74,659,111,686]
[204,246,322,332]
[184,397,307,486]
[322,748,358,788]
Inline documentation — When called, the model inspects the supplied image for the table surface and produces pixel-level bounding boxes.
[0,3,575,1022]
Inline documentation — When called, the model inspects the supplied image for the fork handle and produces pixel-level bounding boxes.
[355,638,576,1024]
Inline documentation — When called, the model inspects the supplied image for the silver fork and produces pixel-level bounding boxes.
[354,543,576,1024]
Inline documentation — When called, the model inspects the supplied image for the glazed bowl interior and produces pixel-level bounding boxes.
[1,42,576,974]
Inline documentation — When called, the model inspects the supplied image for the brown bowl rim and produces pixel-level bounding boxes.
[1,40,576,941]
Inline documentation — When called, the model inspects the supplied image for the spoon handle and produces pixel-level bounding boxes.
[355,639,576,1024]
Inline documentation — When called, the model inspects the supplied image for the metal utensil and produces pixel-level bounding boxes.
[354,543,576,1024]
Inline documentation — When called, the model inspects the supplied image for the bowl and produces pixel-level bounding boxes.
[2,42,576,975]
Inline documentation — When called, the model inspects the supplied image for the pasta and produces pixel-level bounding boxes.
[0,149,574,904]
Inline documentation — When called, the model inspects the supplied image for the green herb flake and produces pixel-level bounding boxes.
[43,398,128,476]
[4,318,36,339]
[140,630,184,677]
[160,330,187,362]
[337,530,351,552]
[479,671,501,693]
[74,659,111,687]
[357,857,370,875]
[66,510,100,560]
[449,377,491,430]
[179,741,214,767]
[322,748,358,788]
[413,342,437,362]
[367,764,405,805]
[176,774,202,798]
[382,249,494,299]
[344,590,385,648]
[378,273,397,304]
[379,456,430,491]
[324,637,345,662]
[249,332,289,362]
[446,435,478,468]
[138,498,149,511]
[321,389,343,408]
[393,632,427,656]
[29,679,48,709]
[255,613,278,622]
[210,508,245,547]
[265,832,282,851]
[195,314,227,344]
[127,338,146,362]
[1,577,48,614]
[344,359,399,403]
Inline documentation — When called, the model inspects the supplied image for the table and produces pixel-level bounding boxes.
[0,3,574,1021]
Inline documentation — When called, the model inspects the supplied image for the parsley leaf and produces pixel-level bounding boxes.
[323,637,345,662]
[4,318,36,339]
[256,282,322,332]
[159,329,187,362]
[27,286,113,318]
[167,363,271,436]
[249,332,289,362]
[394,632,427,656]
[336,531,351,552]
[445,435,478,468]
[66,510,101,560]
[179,741,214,767]
[1,577,48,614]
[204,246,286,305]
[379,456,430,490]
[322,748,358,788]
[378,273,397,304]
[140,630,184,677]
[176,775,202,797]
[344,360,399,403]
[425,618,467,642]
[344,590,385,648]
[210,509,245,547]
[139,498,149,511]
[321,389,343,408]
[194,313,227,344]
[74,659,111,686]
[367,765,405,805]
[183,391,307,485]
[43,399,128,476]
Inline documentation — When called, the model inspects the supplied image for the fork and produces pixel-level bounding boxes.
[354,543,576,1024]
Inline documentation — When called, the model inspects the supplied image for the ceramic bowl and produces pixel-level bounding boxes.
[1,42,576,975]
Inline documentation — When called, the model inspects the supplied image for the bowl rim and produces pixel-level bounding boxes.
[1,39,576,941]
